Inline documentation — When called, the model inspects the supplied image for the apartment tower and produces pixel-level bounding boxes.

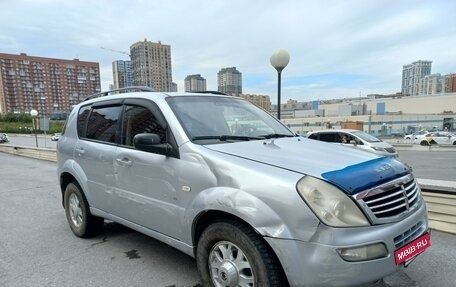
[184,74,207,92]
[0,52,100,114]
[217,67,242,96]
[112,60,132,89]
[129,39,173,92]
[401,60,432,96]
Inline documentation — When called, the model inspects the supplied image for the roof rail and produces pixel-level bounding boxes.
[193,90,231,96]
[83,86,155,102]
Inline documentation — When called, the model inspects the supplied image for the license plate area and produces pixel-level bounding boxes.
[394,232,430,265]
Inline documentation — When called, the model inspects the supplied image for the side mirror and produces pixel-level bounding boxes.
[350,139,357,146]
[133,133,173,156]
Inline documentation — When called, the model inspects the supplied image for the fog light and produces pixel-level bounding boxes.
[337,243,387,262]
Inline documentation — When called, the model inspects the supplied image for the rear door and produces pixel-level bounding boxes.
[433,132,452,144]
[75,101,122,212]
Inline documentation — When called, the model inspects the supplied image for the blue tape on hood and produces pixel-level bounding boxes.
[321,157,411,195]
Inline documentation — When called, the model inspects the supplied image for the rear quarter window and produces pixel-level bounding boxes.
[77,105,91,137]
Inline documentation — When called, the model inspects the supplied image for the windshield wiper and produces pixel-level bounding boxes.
[260,133,296,139]
[191,135,265,141]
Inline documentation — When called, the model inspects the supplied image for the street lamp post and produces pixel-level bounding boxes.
[30,109,38,147]
[270,49,290,120]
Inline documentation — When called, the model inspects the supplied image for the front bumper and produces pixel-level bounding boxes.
[265,201,428,287]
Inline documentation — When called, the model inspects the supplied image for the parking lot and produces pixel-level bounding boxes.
[1,152,455,287]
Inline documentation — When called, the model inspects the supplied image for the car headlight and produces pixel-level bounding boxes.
[296,176,370,227]
[371,146,385,152]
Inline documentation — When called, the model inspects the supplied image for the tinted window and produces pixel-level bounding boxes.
[122,105,166,146]
[308,133,318,140]
[77,105,91,137]
[86,106,122,143]
[319,133,338,142]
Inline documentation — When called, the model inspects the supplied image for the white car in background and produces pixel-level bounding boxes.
[51,133,61,141]
[404,130,428,140]
[307,129,398,157]
[414,131,456,146]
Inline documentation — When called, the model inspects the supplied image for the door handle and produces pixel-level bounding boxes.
[116,158,133,167]
[75,147,85,156]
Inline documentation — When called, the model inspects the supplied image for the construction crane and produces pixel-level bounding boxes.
[100,47,130,57]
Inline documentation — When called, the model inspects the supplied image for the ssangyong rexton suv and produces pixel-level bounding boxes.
[57,87,429,287]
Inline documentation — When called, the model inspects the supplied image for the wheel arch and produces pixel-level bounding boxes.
[58,159,89,207]
[186,187,295,247]
[192,210,290,286]
[59,172,77,206]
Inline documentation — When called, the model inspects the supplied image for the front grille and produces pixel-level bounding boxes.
[354,174,422,224]
[394,220,427,248]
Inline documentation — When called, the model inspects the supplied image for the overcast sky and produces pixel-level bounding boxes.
[1,0,455,103]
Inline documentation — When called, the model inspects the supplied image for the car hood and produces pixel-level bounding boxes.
[205,137,410,195]
[368,140,394,148]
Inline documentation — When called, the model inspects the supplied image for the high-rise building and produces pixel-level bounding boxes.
[184,74,206,92]
[112,60,132,89]
[0,52,100,115]
[217,67,242,96]
[418,73,447,95]
[447,74,456,93]
[240,94,271,111]
[129,39,173,92]
[171,82,178,92]
[401,60,432,96]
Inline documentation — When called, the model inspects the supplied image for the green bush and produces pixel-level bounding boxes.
[0,113,64,134]
[0,113,33,123]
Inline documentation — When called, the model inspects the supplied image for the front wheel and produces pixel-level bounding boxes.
[196,220,285,287]
[420,140,429,146]
[64,182,104,238]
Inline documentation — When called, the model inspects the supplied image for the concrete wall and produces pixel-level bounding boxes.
[284,113,455,136]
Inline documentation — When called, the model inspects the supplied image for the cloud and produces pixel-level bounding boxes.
[1,0,455,102]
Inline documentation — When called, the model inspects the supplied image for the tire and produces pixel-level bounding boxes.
[196,220,285,287]
[64,182,104,238]
[420,140,429,146]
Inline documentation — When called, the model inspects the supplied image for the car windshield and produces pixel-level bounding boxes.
[167,96,294,143]
[352,131,382,142]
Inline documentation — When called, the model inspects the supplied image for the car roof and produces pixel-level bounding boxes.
[79,87,235,106]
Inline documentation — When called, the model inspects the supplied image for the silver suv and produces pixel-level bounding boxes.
[57,87,429,287]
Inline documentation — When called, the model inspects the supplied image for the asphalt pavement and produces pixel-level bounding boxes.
[1,152,456,287]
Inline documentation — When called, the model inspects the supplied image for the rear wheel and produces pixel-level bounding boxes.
[64,182,103,238]
[420,140,429,146]
[196,220,285,287]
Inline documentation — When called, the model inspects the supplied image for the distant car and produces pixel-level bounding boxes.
[51,133,61,141]
[307,129,398,157]
[404,130,428,140]
[0,133,9,143]
[414,131,456,146]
